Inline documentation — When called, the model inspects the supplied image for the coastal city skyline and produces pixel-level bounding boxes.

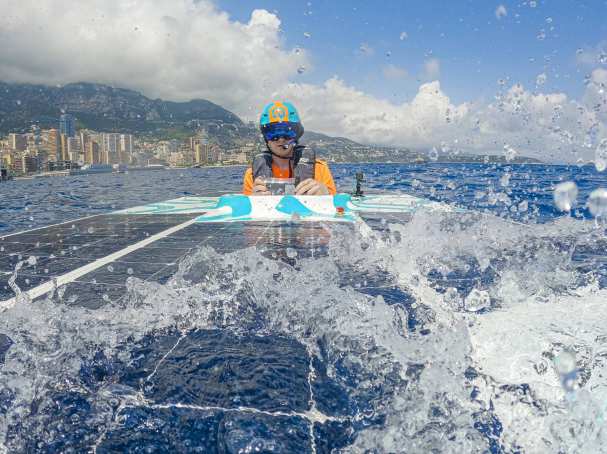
[0,117,246,178]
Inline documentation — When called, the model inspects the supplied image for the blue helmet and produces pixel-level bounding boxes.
[259,101,304,141]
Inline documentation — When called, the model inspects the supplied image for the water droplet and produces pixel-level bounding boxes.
[534,358,549,375]
[518,200,529,212]
[553,181,578,211]
[294,47,301,54]
[16,100,21,106]
[87,227,95,234]
[127,268,133,275]
[428,147,439,161]
[536,30,546,41]
[27,256,37,266]
[286,248,297,259]
[554,350,577,392]
[536,73,547,86]
[576,48,584,55]
[599,53,607,64]
[297,65,306,74]
[503,144,518,162]
[587,188,607,217]
[529,0,537,7]
[554,351,576,375]
[545,17,553,23]
[464,289,491,312]
[303,32,311,38]
[107,265,114,272]
[595,139,607,172]
[495,5,507,19]
[399,31,408,40]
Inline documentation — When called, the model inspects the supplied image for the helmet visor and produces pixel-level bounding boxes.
[262,122,299,141]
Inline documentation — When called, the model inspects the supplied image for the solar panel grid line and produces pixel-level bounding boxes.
[138,401,344,424]
[8,219,230,308]
[0,213,105,239]
[0,217,199,312]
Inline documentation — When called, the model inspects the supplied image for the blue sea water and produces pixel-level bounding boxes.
[0,163,603,235]
[1,163,607,453]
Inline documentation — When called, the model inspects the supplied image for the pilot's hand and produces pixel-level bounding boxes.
[252,177,271,196]
[295,178,329,195]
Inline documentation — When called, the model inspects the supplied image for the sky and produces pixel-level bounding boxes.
[216,0,607,103]
[1,0,607,163]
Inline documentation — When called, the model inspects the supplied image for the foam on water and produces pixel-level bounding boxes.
[361,210,607,453]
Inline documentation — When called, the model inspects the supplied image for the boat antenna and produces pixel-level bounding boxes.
[353,172,364,197]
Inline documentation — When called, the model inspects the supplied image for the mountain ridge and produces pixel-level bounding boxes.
[0,81,242,134]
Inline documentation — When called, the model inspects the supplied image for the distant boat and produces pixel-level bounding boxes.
[69,164,113,175]
[0,167,12,182]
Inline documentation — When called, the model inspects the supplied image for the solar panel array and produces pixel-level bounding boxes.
[1,213,345,308]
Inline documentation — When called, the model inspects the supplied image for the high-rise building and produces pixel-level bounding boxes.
[194,143,211,164]
[119,134,133,164]
[102,133,120,164]
[79,131,89,152]
[59,114,76,138]
[85,141,100,164]
[60,134,69,161]
[189,136,199,151]
[21,155,40,173]
[9,133,27,151]
[47,129,61,161]
[67,137,81,162]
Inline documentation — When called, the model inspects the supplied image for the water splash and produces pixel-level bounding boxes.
[554,181,578,212]
[595,139,607,172]
[587,188,607,218]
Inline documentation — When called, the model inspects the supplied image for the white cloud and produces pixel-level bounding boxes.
[495,5,508,20]
[0,0,606,163]
[280,78,469,149]
[382,64,408,80]
[278,77,606,163]
[422,58,441,81]
[582,68,607,124]
[0,0,309,115]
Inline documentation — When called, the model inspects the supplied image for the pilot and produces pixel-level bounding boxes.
[242,101,336,196]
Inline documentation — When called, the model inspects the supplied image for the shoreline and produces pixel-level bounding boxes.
[3,160,593,182]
